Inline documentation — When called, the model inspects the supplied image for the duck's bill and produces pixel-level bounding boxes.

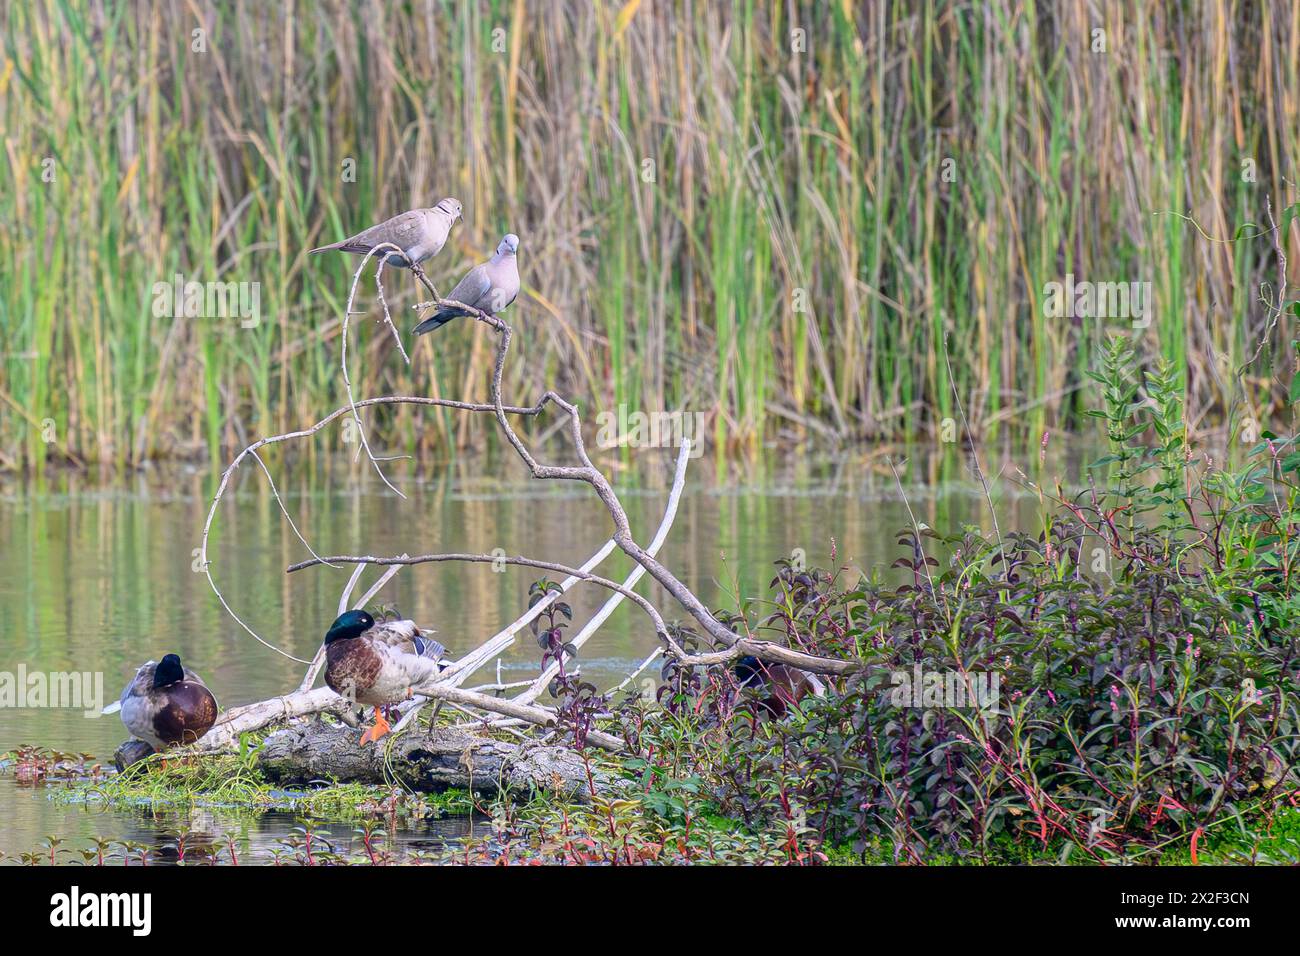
[100,701,122,715]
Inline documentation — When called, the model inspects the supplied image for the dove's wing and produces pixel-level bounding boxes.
[412,256,509,335]
[340,210,428,255]
[446,264,493,310]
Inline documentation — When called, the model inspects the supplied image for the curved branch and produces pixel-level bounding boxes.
[514,437,692,704]
[199,394,549,664]
[288,551,672,635]
[339,241,421,498]
[286,552,859,677]
[208,242,862,756]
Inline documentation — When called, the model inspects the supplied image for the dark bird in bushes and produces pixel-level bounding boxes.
[105,654,219,750]
[733,655,824,718]
[322,610,446,745]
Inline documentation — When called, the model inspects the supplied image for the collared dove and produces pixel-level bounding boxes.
[413,233,520,334]
[309,197,463,269]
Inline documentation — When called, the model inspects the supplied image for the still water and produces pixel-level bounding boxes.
[0,447,1049,861]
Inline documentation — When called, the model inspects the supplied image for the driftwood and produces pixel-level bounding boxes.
[198,682,624,754]
[256,721,628,803]
[183,244,857,775]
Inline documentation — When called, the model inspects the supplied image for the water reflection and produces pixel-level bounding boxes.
[1,777,474,864]
[0,444,1073,860]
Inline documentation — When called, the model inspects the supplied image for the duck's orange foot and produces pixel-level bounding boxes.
[358,707,392,746]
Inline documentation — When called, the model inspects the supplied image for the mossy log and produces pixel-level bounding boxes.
[254,720,627,803]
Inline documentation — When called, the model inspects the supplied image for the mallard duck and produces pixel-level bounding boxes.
[322,610,446,745]
[105,654,220,750]
[733,655,824,719]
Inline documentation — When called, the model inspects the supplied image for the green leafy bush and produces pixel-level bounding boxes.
[630,335,1300,863]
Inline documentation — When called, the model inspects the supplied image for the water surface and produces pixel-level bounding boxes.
[0,446,1054,860]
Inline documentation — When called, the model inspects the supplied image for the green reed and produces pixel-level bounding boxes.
[0,1,1293,472]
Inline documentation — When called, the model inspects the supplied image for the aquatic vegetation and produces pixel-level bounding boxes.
[453,787,817,866]
[3,2,1296,469]
[13,330,1300,864]
[0,746,104,785]
[63,751,472,822]
[452,337,1300,865]
[604,339,1300,863]
[12,821,459,866]
[7,747,477,865]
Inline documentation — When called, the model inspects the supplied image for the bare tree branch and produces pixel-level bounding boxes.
[195,246,857,761]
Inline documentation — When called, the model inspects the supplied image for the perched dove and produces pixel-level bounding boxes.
[413,233,520,334]
[309,197,463,270]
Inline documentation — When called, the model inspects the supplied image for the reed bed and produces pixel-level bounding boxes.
[0,0,1295,471]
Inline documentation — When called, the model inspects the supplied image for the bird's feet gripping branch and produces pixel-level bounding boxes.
[358,706,392,746]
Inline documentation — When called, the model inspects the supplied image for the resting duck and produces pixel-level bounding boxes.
[323,610,446,745]
[106,654,220,750]
[733,655,824,719]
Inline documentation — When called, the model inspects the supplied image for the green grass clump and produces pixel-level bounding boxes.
[72,753,272,808]
[60,751,473,823]
[609,340,1300,864]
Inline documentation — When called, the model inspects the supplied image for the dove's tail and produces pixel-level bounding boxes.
[308,242,342,255]
[413,308,468,335]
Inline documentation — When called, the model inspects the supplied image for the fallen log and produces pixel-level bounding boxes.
[255,721,628,803]
[113,739,156,772]
[193,681,624,753]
